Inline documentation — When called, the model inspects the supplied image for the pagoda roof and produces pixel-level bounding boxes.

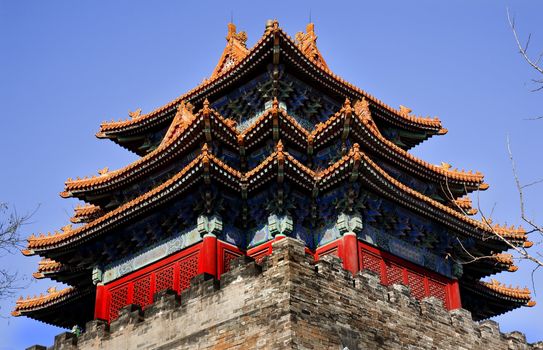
[12,286,94,328]
[25,143,526,261]
[64,99,482,204]
[97,21,444,153]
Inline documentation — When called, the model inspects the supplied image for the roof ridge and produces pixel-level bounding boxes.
[351,105,485,185]
[355,150,526,243]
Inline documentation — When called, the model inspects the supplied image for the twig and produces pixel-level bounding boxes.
[508,8,543,75]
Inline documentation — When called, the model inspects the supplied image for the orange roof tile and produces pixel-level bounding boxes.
[70,204,103,223]
[210,23,249,79]
[28,143,526,254]
[63,108,207,197]
[354,149,525,243]
[481,279,532,301]
[12,287,76,316]
[97,23,275,135]
[71,100,475,200]
[98,22,443,139]
[351,109,485,187]
[27,151,208,251]
[32,258,62,279]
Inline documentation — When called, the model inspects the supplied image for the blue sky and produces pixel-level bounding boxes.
[1,1,542,348]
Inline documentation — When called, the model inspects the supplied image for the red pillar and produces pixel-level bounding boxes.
[448,280,462,310]
[274,234,286,242]
[342,233,359,275]
[199,234,217,277]
[94,284,108,321]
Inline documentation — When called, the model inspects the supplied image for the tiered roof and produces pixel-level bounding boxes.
[16,20,534,327]
[96,21,445,155]
[63,99,485,206]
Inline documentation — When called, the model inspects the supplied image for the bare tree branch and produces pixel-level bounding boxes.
[0,203,35,306]
[508,8,543,76]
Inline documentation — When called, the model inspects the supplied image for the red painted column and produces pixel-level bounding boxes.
[274,234,286,242]
[94,284,108,321]
[342,233,359,275]
[199,234,217,277]
[448,280,462,310]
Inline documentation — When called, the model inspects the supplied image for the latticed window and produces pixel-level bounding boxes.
[428,278,447,306]
[385,263,404,286]
[109,285,129,321]
[407,271,425,300]
[155,264,175,293]
[180,254,199,291]
[133,275,152,309]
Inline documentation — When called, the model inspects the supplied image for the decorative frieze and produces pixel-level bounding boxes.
[102,227,201,284]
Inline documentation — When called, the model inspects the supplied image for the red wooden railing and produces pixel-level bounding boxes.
[95,235,460,323]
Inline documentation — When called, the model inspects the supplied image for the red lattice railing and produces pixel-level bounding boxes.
[357,241,453,309]
[223,251,240,273]
[108,285,129,321]
[428,278,447,306]
[407,271,426,300]
[156,265,175,293]
[99,236,458,323]
[361,252,381,275]
[385,263,404,286]
[133,275,152,309]
[180,254,199,291]
[102,243,202,322]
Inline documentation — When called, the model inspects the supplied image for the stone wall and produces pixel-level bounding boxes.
[29,238,542,350]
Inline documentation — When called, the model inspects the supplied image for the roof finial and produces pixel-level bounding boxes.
[309,9,312,24]
[227,22,237,41]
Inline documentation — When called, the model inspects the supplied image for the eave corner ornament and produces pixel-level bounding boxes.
[295,23,329,70]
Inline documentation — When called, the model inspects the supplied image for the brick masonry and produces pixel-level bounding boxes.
[29,238,543,350]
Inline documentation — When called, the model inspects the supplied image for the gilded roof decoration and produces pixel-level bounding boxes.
[128,108,142,119]
[449,196,478,215]
[71,204,103,223]
[211,23,249,79]
[295,23,329,70]
[97,167,109,176]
